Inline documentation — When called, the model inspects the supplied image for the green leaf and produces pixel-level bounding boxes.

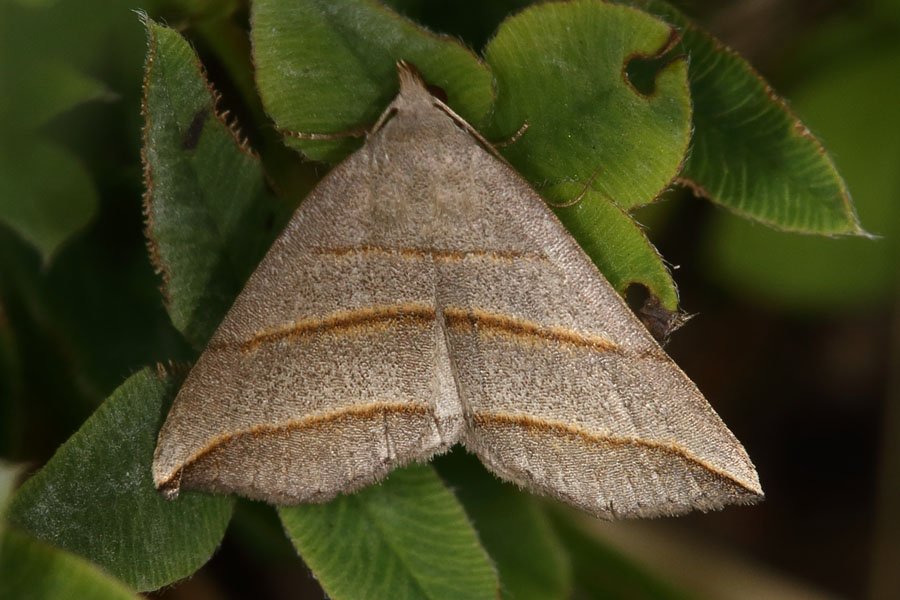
[142,19,287,348]
[550,185,678,309]
[0,0,167,78]
[549,509,694,600]
[6,368,233,592]
[0,60,109,131]
[251,0,494,163]
[0,1,112,130]
[279,464,498,600]
[623,0,865,235]
[436,451,572,600]
[0,0,155,262]
[0,136,98,262]
[254,0,682,309]
[0,529,138,600]
[484,0,689,308]
[486,1,691,211]
[703,41,900,308]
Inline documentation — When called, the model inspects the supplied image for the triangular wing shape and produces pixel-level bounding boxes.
[153,64,762,516]
[151,69,469,504]
[427,129,762,517]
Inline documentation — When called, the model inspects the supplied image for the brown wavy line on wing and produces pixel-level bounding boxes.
[471,411,763,495]
[231,303,436,353]
[444,306,620,354]
[155,401,431,493]
[311,245,549,263]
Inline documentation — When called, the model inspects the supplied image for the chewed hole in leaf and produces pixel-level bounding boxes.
[625,281,652,313]
[425,82,448,103]
[624,29,682,97]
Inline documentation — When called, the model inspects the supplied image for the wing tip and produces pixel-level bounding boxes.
[583,484,764,521]
[154,468,182,500]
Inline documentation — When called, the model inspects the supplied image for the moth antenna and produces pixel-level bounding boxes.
[493,121,530,148]
[546,163,604,208]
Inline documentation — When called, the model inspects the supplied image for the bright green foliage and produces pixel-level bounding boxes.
[625,0,865,236]
[5,368,233,592]
[484,1,690,308]
[251,0,688,309]
[279,464,499,600]
[705,41,900,308]
[142,20,287,348]
[0,530,138,600]
[0,0,872,596]
[549,185,677,309]
[681,27,860,234]
[252,0,494,162]
[437,451,572,600]
[485,1,691,212]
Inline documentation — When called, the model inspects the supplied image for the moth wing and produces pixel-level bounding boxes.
[153,63,762,515]
[151,108,464,505]
[430,131,763,518]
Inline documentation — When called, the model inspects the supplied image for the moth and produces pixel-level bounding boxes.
[153,62,762,519]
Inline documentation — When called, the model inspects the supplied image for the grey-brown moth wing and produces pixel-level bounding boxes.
[153,63,762,516]
[421,105,764,520]
[151,90,468,504]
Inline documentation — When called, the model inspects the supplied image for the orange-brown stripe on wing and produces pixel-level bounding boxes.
[155,401,430,495]
[311,245,549,264]
[443,306,619,354]
[470,412,762,495]
[228,302,436,353]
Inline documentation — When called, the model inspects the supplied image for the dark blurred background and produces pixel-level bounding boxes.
[0,0,896,598]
